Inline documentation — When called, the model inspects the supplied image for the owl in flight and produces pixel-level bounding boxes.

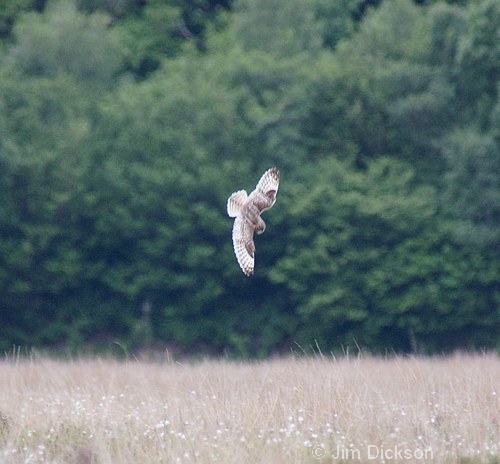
[227,167,280,276]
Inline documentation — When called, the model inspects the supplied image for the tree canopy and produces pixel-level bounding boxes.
[0,0,498,356]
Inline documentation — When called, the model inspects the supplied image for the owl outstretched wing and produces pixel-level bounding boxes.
[253,167,280,212]
[231,215,255,276]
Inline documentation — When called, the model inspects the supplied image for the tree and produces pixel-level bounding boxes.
[0,0,123,351]
[426,2,466,69]
[440,128,500,247]
[231,0,323,57]
[75,55,247,353]
[0,73,93,350]
[110,1,185,77]
[8,0,121,88]
[0,0,38,40]
[1,0,498,356]
[455,0,500,127]
[270,158,498,352]
[312,0,362,50]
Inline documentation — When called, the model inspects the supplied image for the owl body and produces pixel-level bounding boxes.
[242,197,266,232]
[227,168,280,276]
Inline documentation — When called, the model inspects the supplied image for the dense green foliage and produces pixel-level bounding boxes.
[0,0,498,356]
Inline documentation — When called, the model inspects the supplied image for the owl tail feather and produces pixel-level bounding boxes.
[227,190,248,217]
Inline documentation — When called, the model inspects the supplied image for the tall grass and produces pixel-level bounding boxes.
[0,353,498,463]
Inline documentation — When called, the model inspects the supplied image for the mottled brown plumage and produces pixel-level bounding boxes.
[227,168,280,276]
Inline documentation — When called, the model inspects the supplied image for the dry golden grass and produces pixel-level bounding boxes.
[0,353,498,463]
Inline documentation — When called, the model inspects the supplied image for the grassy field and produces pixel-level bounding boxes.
[0,353,498,463]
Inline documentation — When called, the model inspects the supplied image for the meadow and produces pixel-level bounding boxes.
[0,353,498,463]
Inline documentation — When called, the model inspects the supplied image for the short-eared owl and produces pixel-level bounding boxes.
[227,167,280,276]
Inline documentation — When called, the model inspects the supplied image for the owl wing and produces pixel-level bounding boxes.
[255,167,279,197]
[232,215,255,276]
[253,167,280,212]
[227,190,248,218]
